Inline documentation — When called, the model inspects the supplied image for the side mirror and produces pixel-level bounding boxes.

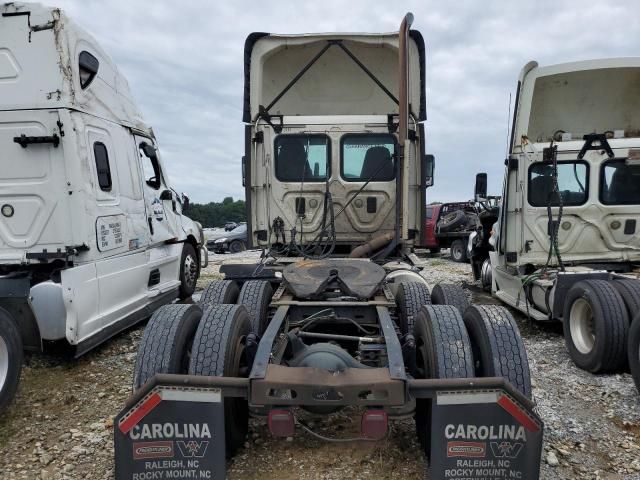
[475,173,488,201]
[422,154,435,187]
[140,142,157,159]
[182,194,190,211]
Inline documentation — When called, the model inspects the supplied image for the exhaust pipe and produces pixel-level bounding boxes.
[396,13,413,249]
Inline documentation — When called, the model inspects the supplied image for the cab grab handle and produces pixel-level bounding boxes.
[13,133,60,148]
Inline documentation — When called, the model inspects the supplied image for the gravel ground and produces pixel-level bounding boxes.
[1,249,639,479]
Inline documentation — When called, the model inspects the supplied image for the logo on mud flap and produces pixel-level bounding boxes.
[176,440,209,458]
[151,197,164,221]
[490,441,524,458]
[447,441,486,458]
[133,441,174,460]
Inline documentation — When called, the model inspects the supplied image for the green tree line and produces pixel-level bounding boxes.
[186,197,246,228]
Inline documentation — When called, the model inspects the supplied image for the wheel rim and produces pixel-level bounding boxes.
[0,335,9,392]
[183,253,198,289]
[569,298,595,354]
[481,259,492,287]
[452,244,462,260]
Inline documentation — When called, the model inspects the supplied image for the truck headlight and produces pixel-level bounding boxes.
[215,237,227,244]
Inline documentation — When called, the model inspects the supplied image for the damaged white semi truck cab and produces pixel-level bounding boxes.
[471,58,640,374]
[0,3,205,410]
[242,27,434,258]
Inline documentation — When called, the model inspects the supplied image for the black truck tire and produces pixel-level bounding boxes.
[563,280,629,373]
[237,280,273,335]
[611,279,640,320]
[0,309,22,412]
[629,313,640,394]
[178,243,199,299]
[463,305,532,398]
[189,304,251,458]
[199,279,239,306]
[450,239,468,263]
[437,210,466,232]
[133,304,203,389]
[413,305,475,456]
[430,283,470,315]
[396,281,431,335]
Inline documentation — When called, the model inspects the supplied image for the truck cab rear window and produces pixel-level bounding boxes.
[600,159,640,205]
[341,134,396,182]
[528,161,588,207]
[93,142,112,191]
[274,135,329,182]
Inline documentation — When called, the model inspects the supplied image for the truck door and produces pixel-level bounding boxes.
[0,110,73,262]
[134,135,179,245]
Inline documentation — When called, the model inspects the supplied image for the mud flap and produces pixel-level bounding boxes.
[430,389,543,480]
[114,384,226,480]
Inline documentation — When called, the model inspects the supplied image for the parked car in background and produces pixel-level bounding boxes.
[422,202,479,262]
[224,222,239,231]
[208,223,247,253]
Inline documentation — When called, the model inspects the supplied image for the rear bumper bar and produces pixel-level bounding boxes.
[124,373,535,411]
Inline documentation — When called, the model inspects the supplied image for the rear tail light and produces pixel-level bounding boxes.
[268,409,295,437]
[361,409,388,440]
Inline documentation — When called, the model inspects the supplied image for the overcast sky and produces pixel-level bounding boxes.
[55,0,640,204]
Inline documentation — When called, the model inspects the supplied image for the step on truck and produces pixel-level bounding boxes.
[468,58,640,387]
[117,14,544,479]
[0,2,207,412]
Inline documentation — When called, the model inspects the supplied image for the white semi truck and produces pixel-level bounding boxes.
[0,2,206,411]
[469,58,640,380]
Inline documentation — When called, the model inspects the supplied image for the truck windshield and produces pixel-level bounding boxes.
[341,134,396,182]
[274,135,329,182]
[601,159,640,205]
[528,161,588,207]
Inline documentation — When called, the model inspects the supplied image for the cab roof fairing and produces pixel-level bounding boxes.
[511,57,640,150]
[0,2,151,134]
[242,30,426,124]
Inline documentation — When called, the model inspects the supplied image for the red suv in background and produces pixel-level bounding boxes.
[421,202,479,262]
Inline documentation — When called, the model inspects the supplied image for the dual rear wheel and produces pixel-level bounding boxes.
[563,280,631,373]
[134,279,275,457]
[412,303,531,459]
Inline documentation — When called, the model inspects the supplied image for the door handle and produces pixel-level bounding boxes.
[148,217,154,235]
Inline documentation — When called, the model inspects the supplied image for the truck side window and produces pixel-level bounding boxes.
[139,143,161,189]
[93,142,112,191]
[341,134,396,182]
[528,162,588,207]
[274,135,329,182]
[600,159,640,205]
[79,51,99,89]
